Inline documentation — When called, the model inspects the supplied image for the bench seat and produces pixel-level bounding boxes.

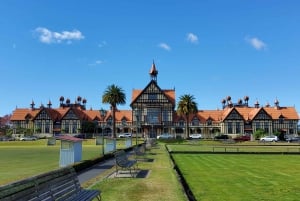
[115,150,137,177]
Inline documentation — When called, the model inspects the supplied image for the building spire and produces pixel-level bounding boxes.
[149,60,158,82]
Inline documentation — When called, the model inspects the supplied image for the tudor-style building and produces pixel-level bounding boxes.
[130,62,175,138]
[10,62,299,139]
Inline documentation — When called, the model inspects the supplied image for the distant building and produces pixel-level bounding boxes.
[10,62,299,138]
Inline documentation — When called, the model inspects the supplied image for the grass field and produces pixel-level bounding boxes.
[91,144,186,201]
[0,140,186,201]
[166,140,300,153]
[2,139,300,200]
[172,153,300,201]
[0,139,131,185]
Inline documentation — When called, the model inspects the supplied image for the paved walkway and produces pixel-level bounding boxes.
[77,144,152,184]
[77,157,115,184]
[77,149,149,184]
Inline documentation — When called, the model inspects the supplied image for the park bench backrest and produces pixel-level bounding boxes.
[0,167,88,201]
[115,150,129,167]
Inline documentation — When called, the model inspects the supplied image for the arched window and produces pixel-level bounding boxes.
[121,118,127,126]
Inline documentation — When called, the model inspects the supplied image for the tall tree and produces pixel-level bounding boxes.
[102,84,126,138]
[176,94,198,139]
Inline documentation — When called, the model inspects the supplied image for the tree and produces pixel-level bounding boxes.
[81,121,95,134]
[176,94,198,139]
[254,128,266,140]
[102,84,126,138]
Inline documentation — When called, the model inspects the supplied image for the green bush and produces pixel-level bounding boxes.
[253,128,266,139]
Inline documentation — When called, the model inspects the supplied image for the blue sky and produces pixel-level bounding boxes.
[1,0,300,117]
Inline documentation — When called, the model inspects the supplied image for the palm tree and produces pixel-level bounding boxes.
[176,94,198,139]
[102,84,126,138]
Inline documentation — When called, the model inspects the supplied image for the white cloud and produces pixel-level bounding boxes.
[245,36,266,50]
[89,60,104,66]
[35,27,84,44]
[158,43,171,51]
[98,41,107,48]
[186,33,198,44]
[95,60,103,64]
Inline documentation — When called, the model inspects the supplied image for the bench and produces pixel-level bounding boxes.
[114,150,137,177]
[0,167,101,201]
[145,138,157,151]
[134,144,146,157]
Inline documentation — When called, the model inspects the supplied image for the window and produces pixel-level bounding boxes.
[148,93,157,100]
[255,122,260,129]
[192,118,199,126]
[289,121,294,128]
[65,121,70,133]
[236,123,241,134]
[107,117,112,126]
[179,120,184,127]
[122,119,127,126]
[72,125,77,133]
[228,122,232,134]
[264,122,269,133]
[279,117,284,124]
[146,108,160,124]
[162,110,171,122]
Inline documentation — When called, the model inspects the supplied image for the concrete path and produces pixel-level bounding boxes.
[77,157,115,184]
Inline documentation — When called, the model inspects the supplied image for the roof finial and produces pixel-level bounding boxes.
[149,60,158,82]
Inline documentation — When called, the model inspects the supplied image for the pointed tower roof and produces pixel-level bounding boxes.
[149,61,158,82]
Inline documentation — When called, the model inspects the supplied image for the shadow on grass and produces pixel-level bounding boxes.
[108,169,151,179]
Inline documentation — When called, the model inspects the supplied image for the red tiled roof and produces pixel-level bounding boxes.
[264,107,299,119]
[84,109,101,121]
[10,105,299,123]
[199,110,224,122]
[115,110,132,121]
[131,89,142,102]
[10,109,40,121]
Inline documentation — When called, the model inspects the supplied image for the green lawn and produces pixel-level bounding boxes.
[0,141,186,201]
[0,139,130,185]
[172,154,300,201]
[167,141,300,153]
[91,144,186,201]
[2,139,300,201]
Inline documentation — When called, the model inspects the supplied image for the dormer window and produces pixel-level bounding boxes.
[279,116,284,124]
[107,117,112,126]
[192,117,199,126]
[121,118,127,126]
[207,119,212,126]
[25,116,30,124]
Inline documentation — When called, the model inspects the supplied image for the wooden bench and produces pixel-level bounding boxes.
[114,150,137,177]
[0,166,101,201]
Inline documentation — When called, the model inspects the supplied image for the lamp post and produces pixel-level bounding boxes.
[100,109,107,156]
